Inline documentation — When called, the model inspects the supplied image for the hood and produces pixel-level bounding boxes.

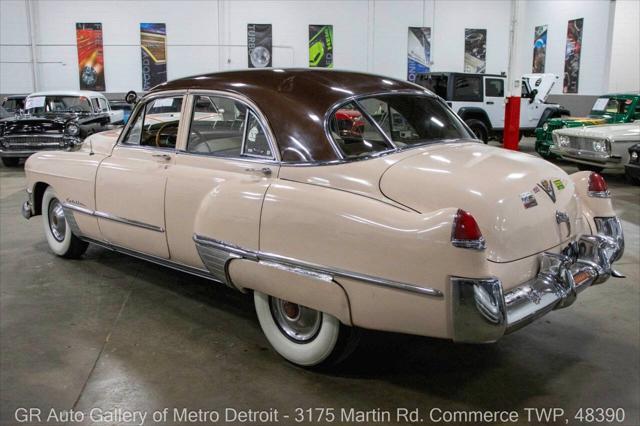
[555,121,640,141]
[522,73,558,103]
[379,143,582,262]
[548,116,608,129]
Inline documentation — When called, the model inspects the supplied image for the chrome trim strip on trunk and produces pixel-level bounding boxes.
[192,234,443,298]
[62,202,165,233]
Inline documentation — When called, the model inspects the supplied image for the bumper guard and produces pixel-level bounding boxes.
[452,220,624,343]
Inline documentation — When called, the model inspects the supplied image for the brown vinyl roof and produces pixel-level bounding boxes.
[151,69,428,162]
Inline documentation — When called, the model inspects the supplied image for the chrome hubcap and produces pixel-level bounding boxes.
[48,199,66,242]
[269,297,322,342]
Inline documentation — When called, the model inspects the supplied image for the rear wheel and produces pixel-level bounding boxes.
[254,291,359,367]
[42,187,88,258]
[1,157,20,167]
[577,164,604,173]
[466,119,489,143]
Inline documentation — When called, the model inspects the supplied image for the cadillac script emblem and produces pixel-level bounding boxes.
[537,179,556,203]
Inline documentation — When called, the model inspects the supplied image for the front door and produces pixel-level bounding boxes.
[95,94,185,258]
[483,77,505,129]
[164,93,279,269]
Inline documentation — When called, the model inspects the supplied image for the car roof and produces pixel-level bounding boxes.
[27,90,106,98]
[3,94,27,100]
[151,69,433,162]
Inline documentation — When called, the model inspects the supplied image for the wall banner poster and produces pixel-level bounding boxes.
[309,25,333,68]
[464,28,486,73]
[563,18,583,93]
[248,24,272,68]
[76,23,106,91]
[140,23,167,91]
[532,25,548,73]
[407,27,431,82]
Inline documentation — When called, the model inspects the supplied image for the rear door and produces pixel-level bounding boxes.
[164,93,279,270]
[483,76,505,129]
[95,92,185,258]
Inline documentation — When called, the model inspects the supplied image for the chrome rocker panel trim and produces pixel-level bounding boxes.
[62,202,165,233]
[81,236,220,284]
[193,234,444,298]
[452,233,622,343]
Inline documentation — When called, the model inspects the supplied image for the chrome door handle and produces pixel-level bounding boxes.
[152,153,172,161]
[245,167,272,176]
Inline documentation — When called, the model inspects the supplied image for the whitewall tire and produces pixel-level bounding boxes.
[42,187,88,258]
[254,291,359,367]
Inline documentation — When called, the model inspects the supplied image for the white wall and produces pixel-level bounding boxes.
[607,0,640,93]
[515,0,615,96]
[1,0,629,96]
[1,0,514,94]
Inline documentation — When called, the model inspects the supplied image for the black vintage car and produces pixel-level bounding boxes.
[0,91,117,166]
[626,144,640,185]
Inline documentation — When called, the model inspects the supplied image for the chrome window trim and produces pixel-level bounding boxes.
[116,89,189,149]
[193,234,443,298]
[314,89,474,166]
[182,90,280,162]
[62,202,165,233]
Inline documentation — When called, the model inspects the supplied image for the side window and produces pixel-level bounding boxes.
[121,96,183,148]
[244,112,272,157]
[485,78,504,97]
[452,76,482,102]
[186,95,246,157]
[329,102,392,158]
[90,98,101,113]
[97,97,109,112]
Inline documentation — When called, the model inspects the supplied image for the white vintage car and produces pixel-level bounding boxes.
[551,121,640,173]
[21,70,625,367]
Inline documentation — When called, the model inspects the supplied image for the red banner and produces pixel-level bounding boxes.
[76,23,106,91]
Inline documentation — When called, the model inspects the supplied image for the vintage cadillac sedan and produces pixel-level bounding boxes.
[22,70,625,367]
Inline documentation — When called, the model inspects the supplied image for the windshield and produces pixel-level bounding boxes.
[590,97,633,116]
[25,96,93,114]
[329,94,472,159]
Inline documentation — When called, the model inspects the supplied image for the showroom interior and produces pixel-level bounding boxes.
[1,0,639,425]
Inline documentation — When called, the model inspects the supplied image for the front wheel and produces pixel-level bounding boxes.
[42,187,88,258]
[1,157,20,167]
[254,291,359,367]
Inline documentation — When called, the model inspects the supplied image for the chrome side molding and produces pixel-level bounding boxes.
[193,234,444,298]
[62,202,165,233]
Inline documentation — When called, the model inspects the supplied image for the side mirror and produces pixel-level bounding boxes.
[125,90,138,105]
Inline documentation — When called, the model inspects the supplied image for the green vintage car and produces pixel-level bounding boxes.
[535,93,640,158]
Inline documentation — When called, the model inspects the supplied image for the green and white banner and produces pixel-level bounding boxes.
[309,25,333,68]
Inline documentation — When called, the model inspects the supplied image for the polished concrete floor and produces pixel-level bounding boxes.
[1,139,639,425]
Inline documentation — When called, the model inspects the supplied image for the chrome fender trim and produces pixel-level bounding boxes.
[62,202,165,233]
[193,234,444,298]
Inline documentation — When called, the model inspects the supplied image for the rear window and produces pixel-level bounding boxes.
[452,75,483,102]
[329,94,472,159]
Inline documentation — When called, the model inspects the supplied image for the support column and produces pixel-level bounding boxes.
[503,0,522,151]
[25,0,38,92]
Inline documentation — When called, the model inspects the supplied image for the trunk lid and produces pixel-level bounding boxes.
[379,142,581,262]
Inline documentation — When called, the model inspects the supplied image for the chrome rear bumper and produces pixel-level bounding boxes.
[452,221,624,343]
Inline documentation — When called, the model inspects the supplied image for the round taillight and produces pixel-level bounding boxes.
[588,172,609,197]
[451,209,485,250]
